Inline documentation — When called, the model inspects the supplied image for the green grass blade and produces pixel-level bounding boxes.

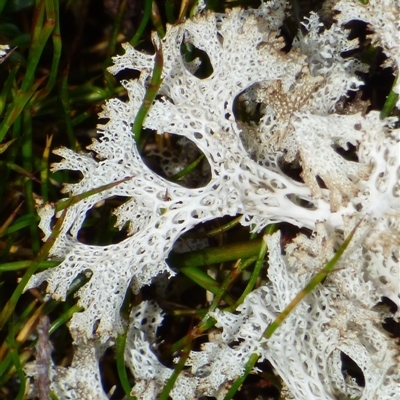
[131,38,163,145]
[21,110,40,252]
[0,260,59,272]
[44,0,61,93]
[0,0,7,13]
[0,207,69,330]
[0,64,20,117]
[116,331,136,399]
[169,154,205,182]
[167,238,262,268]
[6,328,26,400]
[106,0,126,60]
[0,202,24,239]
[0,76,45,142]
[165,0,176,24]
[48,304,83,335]
[21,0,55,92]
[234,228,271,306]
[151,1,166,38]
[0,138,16,154]
[130,0,152,46]
[59,67,76,150]
[179,265,236,305]
[2,213,39,236]
[40,134,53,201]
[55,176,132,212]
[0,160,40,182]
[203,216,242,237]
[223,353,260,400]
[159,334,192,400]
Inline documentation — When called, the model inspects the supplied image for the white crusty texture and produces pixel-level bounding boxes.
[25,4,338,343]
[25,340,110,400]
[124,301,173,399]
[24,1,399,399]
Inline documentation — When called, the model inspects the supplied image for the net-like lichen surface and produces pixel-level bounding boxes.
[24,1,399,399]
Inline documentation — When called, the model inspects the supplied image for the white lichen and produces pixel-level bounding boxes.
[24,1,400,399]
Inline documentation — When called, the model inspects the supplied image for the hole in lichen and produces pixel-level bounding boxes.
[77,196,131,245]
[374,297,400,338]
[331,142,359,163]
[277,157,306,183]
[234,84,264,124]
[340,352,365,388]
[141,133,211,189]
[51,153,85,185]
[180,40,213,79]
[383,316,400,338]
[112,66,141,83]
[285,194,317,210]
[234,85,286,170]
